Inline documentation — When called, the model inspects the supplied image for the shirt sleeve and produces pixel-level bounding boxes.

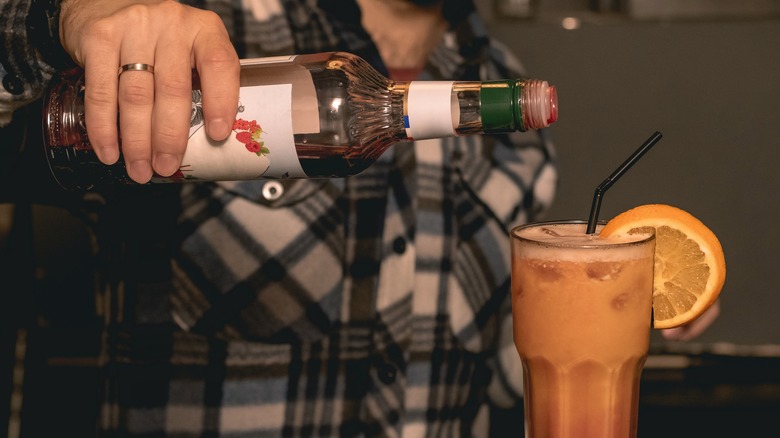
[0,0,58,127]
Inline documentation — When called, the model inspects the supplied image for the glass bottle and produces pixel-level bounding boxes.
[44,51,557,189]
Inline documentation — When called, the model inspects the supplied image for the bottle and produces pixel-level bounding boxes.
[44,52,557,189]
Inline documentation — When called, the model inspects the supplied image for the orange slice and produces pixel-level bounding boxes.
[600,204,726,329]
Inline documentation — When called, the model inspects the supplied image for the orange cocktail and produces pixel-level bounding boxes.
[510,221,655,438]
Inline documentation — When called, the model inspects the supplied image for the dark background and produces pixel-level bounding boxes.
[480,1,780,434]
[479,0,780,347]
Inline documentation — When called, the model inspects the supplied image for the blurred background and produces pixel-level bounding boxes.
[477,0,780,347]
[477,0,780,434]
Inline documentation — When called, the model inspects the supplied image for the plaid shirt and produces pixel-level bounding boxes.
[1,0,557,436]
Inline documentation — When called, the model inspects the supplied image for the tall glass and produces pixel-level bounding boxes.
[510,221,655,438]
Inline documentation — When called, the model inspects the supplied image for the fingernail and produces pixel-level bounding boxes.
[97,146,120,165]
[207,118,230,141]
[127,160,153,184]
[153,153,180,177]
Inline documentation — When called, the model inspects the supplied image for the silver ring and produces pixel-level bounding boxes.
[118,63,155,76]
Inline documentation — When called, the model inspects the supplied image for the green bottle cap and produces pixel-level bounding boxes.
[480,80,524,133]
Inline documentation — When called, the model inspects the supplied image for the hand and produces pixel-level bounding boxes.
[59,0,240,183]
[660,299,721,341]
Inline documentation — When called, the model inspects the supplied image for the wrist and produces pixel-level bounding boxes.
[26,0,76,69]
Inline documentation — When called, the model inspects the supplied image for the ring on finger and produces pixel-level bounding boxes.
[118,63,155,76]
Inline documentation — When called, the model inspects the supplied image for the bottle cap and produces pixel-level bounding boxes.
[481,79,558,132]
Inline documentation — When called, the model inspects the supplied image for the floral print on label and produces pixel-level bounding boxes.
[233,119,270,156]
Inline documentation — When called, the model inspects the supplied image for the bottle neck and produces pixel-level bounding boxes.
[398,81,459,141]
[399,79,558,141]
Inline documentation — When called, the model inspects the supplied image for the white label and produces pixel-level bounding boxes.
[404,81,458,140]
[241,62,320,135]
[162,83,305,182]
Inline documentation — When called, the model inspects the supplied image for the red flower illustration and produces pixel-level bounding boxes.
[245,141,262,153]
[233,119,250,130]
[233,118,269,157]
[235,131,253,144]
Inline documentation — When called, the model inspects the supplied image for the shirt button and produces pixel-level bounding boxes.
[2,74,24,95]
[261,181,284,201]
[392,236,406,254]
[376,361,397,384]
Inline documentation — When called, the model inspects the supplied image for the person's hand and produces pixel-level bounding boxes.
[660,299,721,341]
[59,0,240,183]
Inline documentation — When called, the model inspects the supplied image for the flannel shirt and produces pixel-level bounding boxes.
[1,0,557,436]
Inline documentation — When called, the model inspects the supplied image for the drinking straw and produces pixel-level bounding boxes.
[586,131,663,234]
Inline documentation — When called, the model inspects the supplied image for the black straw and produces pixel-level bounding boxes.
[586,131,663,234]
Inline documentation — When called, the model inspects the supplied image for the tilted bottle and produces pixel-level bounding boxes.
[43,51,558,189]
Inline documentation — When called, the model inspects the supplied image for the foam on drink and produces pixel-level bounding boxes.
[512,222,653,261]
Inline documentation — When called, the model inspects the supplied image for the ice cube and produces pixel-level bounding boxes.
[611,292,630,310]
[586,262,623,281]
[531,260,562,282]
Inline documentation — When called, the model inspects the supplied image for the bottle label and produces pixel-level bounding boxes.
[404,81,458,140]
[159,83,306,181]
